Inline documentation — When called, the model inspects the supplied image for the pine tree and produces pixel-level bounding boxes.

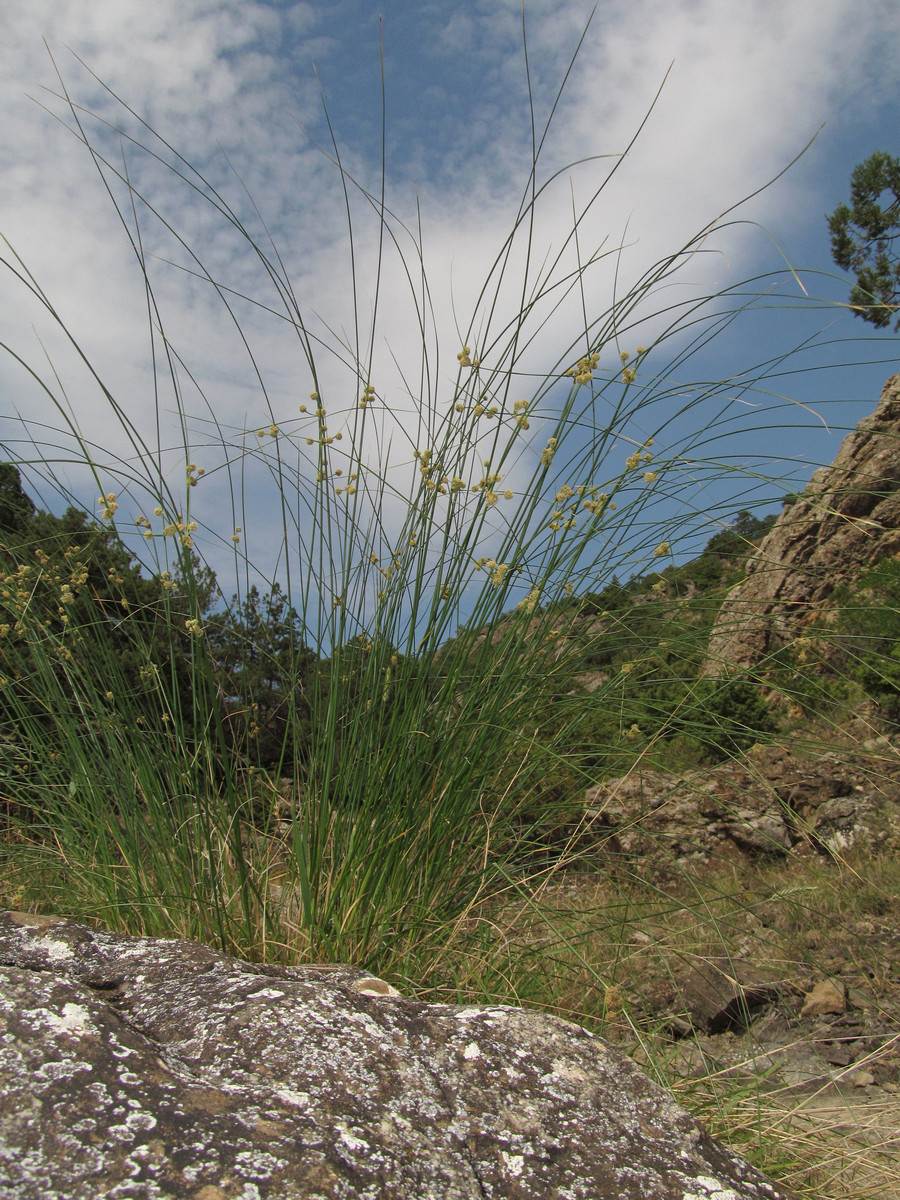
[828,150,900,329]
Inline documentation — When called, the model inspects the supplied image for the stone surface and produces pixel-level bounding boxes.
[705,373,900,675]
[582,741,900,874]
[0,910,792,1200]
[800,979,847,1020]
[665,956,785,1036]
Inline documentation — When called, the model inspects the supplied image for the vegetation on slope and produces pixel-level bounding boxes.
[2,34,899,1194]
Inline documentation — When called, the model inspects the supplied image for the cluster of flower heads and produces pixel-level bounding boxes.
[453,349,534,433]
[97,493,118,520]
[296,392,364,497]
[409,449,516,505]
[547,482,610,532]
[414,448,447,492]
[475,557,510,587]
[619,347,646,386]
[564,351,600,386]
[92,350,672,637]
[0,546,90,636]
[517,585,542,614]
[563,346,647,388]
[132,507,199,549]
[470,468,514,507]
[334,472,358,497]
[625,439,654,475]
[0,542,197,663]
[453,390,530,435]
[455,397,500,420]
[96,473,211,551]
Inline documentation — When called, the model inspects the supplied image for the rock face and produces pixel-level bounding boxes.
[705,373,900,675]
[0,911,792,1200]
[582,741,900,874]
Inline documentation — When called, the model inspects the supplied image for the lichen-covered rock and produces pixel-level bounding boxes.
[705,373,900,674]
[0,911,791,1199]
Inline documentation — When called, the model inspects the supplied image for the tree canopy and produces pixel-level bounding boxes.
[828,150,900,330]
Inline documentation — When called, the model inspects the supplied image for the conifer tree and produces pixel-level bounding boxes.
[828,150,900,329]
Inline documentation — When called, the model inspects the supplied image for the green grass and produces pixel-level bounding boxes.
[1,24,899,1199]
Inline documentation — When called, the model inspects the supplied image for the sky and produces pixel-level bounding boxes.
[2,0,900,625]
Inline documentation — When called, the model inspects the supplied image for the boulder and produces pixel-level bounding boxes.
[705,373,900,675]
[0,910,792,1199]
[664,956,785,1036]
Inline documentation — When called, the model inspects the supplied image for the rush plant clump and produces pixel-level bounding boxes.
[0,12,863,977]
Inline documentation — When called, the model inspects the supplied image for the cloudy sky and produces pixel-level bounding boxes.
[2,0,899,613]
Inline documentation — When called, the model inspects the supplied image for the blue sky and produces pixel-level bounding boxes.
[2,0,900,618]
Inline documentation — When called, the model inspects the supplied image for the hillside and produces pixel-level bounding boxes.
[3,381,900,1198]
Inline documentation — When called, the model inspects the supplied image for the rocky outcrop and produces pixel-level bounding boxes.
[705,374,900,675]
[0,910,792,1199]
[582,740,900,873]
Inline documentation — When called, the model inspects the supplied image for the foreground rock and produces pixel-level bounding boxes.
[0,911,791,1199]
[705,372,900,675]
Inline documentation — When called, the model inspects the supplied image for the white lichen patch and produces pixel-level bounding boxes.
[682,1178,743,1200]
[550,1057,588,1084]
[462,1041,481,1060]
[335,1122,370,1153]
[251,987,287,1000]
[107,1108,159,1141]
[108,1031,140,1060]
[452,1007,491,1022]
[233,1148,288,1180]
[33,936,75,963]
[344,1009,385,1040]
[274,1087,309,1109]
[43,1001,94,1037]
[452,1006,509,1024]
[35,1057,91,1083]
[500,1150,526,1176]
